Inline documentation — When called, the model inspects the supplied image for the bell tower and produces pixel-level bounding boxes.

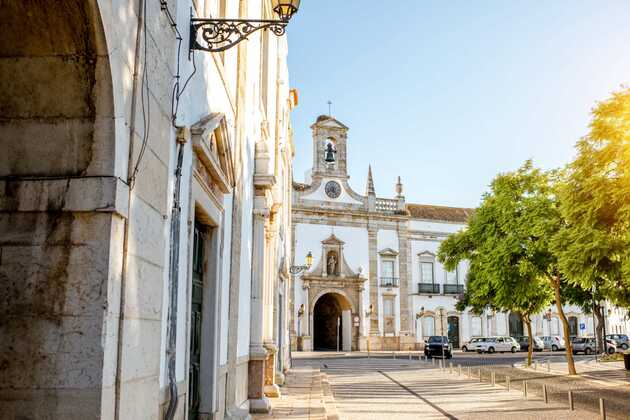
[310,115,350,180]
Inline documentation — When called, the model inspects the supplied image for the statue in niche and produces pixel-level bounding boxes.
[327,252,338,276]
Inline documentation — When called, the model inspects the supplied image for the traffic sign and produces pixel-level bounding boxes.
[579,323,586,330]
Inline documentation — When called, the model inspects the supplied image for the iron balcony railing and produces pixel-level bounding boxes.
[443,284,464,295]
[418,283,440,294]
[380,277,399,287]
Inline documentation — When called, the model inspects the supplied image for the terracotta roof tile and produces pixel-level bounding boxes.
[406,203,474,223]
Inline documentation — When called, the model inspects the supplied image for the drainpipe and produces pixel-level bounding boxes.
[165,129,188,420]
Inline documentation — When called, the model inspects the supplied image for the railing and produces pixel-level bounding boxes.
[418,283,440,294]
[380,277,399,287]
[375,198,398,214]
[443,284,464,295]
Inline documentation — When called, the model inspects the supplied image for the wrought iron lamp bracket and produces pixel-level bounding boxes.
[289,265,309,275]
[190,17,287,53]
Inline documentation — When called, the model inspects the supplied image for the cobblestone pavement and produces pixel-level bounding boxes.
[294,354,594,420]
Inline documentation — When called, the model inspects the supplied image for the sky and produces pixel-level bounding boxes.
[285,1,630,208]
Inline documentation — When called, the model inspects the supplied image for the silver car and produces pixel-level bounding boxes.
[607,334,629,351]
[571,337,615,355]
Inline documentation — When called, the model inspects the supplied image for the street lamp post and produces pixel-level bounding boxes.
[365,304,373,358]
[438,308,446,360]
[416,307,425,354]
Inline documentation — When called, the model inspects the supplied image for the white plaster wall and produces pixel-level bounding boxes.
[410,220,466,234]
[220,194,234,366]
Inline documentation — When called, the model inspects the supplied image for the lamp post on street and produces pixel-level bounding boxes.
[365,304,373,358]
[438,308,446,360]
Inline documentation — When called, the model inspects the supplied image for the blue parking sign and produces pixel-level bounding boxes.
[579,323,586,330]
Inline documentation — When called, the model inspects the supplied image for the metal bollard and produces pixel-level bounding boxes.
[467,366,471,377]
[568,390,574,411]
[506,376,511,391]
[543,384,548,404]
[458,364,462,376]
[547,360,551,372]
[479,368,482,382]
[449,362,453,374]
[534,361,538,370]
[523,380,528,399]
[409,352,412,360]
[393,351,396,359]
[600,398,606,420]
[491,371,496,386]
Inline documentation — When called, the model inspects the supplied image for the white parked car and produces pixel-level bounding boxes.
[473,336,519,354]
[539,336,566,351]
[461,337,486,352]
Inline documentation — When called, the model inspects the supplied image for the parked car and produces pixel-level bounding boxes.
[571,337,616,355]
[607,334,629,351]
[461,337,486,352]
[424,336,453,359]
[514,336,544,352]
[473,336,519,354]
[539,336,566,351]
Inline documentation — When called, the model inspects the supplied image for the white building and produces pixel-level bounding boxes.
[0,1,296,419]
[290,115,597,352]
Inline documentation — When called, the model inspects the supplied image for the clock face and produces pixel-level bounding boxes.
[325,181,342,199]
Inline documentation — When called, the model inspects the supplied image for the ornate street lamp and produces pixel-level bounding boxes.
[190,0,301,53]
[290,251,312,275]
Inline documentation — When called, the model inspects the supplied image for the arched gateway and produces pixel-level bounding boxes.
[313,292,353,351]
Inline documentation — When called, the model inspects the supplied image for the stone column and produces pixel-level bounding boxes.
[398,226,412,334]
[368,227,379,335]
[248,207,271,413]
[301,284,312,351]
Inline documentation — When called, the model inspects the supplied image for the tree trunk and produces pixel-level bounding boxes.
[524,314,533,367]
[594,306,605,353]
[551,275,577,375]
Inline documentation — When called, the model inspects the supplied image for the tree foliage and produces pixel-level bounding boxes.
[553,88,630,308]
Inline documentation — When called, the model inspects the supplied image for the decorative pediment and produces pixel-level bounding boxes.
[321,234,345,245]
[418,250,436,258]
[310,115,349,131]
[191,113,235,194]
[378,248,399,257]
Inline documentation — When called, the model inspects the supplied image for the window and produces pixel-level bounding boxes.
[422,316,435,337]
[420,262,434,283]
[381,260,396,286]
[383,298,394,317]
[445,268,458,284]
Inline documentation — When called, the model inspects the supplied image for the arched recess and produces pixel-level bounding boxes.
[312,292,353,351]
[509,312,524,337]
[0,2,118,418]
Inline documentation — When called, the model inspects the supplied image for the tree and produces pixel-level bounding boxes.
[438,167,553,367]
[553,88,630,309]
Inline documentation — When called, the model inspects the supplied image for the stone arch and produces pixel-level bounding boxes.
[311,288,355,313]
[311,291,354,351]
[0,2,118,418]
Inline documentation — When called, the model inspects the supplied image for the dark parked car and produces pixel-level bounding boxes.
[424,336,453,359]
[514,336,544,352]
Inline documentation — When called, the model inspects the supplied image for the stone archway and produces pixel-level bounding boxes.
[313,292,353,351]
[0,2,117,418]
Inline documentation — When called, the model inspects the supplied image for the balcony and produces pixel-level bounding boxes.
[380,277,399,287]
[418,283,440,294]
[443,284,464,295]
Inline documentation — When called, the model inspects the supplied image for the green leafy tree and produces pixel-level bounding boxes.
[553,88,630,309]
[438,168,553,367]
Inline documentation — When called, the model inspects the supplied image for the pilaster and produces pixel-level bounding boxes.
[368,226,379,335]
[398,225,411,333]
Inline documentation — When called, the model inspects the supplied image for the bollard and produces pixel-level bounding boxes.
[506,376,511,391]
[491,371,496,386]
[467,366,471,378]
[449,362,453,374]
[547,360,551,372]
[534,361,538,370]
[393,351,396,359]
[600,398,606,420]
[543,384,548,404]
[458,364,462,377]
[432,357,436,365]
[523,380,528,399]
[568,390,574,411]
[479,368,482,382]
[409,352,412,360]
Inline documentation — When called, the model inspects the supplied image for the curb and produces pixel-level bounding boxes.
[320,372,341,420]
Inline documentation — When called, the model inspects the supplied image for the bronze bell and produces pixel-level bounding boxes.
[324,143,336,163]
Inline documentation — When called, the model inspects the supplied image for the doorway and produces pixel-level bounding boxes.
[509,313,524,337]
[188,224,205,419]
[447,316,460,348]
[313,294,343,351]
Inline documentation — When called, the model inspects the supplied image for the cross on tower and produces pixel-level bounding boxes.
[327,100,332,116]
